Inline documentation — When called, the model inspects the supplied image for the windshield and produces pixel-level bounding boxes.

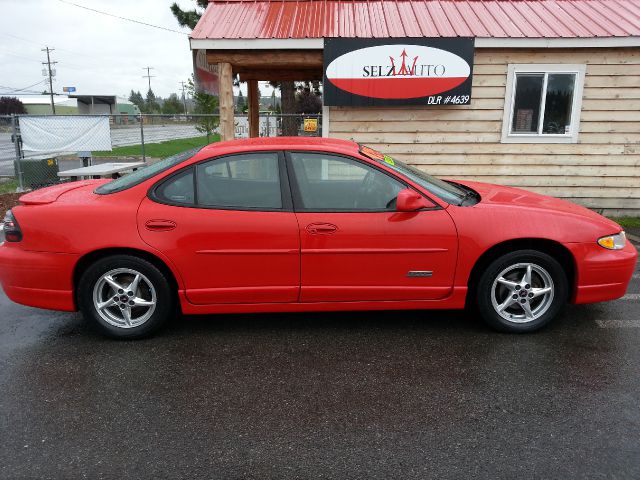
[95,147,202,195]
[359,146,468,205]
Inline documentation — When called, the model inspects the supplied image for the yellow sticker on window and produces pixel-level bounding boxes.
[383,155,395,166]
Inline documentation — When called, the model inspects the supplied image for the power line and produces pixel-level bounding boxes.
[0,92,57,96]
[57,0,188,35]
[0,32,44,47]
[0,49,43,64]
[0,50,86,72]
[0,32,103,64]
[0,80,46,93]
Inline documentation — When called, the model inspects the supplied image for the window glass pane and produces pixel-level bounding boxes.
[290,153,404,211]
[203,161,229,178]
[156,168,195,205]
[542,73,575,134]
[197,153,281,209]
[511,74,544,134]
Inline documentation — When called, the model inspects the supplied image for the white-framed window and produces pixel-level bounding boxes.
[501,64,586,143]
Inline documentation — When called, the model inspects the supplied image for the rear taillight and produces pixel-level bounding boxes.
[3,210,22,242]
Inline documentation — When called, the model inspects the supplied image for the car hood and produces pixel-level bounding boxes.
[454,180,621,232]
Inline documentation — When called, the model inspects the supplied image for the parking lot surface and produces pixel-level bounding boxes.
[0,262,638,479]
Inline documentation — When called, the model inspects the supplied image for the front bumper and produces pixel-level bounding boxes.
[0,244,78,311]
[568,240,638,304]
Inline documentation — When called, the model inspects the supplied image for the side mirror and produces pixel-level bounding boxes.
[396,188,433,212]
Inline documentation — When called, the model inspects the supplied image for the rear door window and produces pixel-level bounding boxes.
[196,153,282,210]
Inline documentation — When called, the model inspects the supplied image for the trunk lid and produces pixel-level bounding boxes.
[19,180,107,205]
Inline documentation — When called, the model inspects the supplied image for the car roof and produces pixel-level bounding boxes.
[198,136,360,156]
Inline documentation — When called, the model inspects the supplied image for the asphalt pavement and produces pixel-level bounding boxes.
[0,261,639,479]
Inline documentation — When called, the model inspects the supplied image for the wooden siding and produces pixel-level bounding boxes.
[328,48,640,216]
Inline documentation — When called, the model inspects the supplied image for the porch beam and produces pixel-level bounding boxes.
[207,49,323,69]
[247,79,259,138]
[238,69,322,82]
[218,62,234,141]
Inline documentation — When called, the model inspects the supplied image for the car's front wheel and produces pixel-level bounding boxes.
[476,250,568,333]
[78,255,174,339]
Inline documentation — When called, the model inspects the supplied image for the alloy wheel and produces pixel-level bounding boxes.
[92,268,157,329]
[490,262,555,324]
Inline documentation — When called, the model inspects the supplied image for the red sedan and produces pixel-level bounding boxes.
[0,137,636,338]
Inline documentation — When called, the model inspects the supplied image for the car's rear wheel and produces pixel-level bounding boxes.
[78,255,173,339]
[476,250,568,333]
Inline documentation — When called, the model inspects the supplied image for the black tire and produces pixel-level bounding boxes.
[476,250,568,333]
[77,255,174,339]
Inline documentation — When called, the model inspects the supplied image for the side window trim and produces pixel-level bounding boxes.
[149,150,293,212]
[284,150,409,213]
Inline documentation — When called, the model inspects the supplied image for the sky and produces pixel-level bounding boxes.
[0,0,269,99]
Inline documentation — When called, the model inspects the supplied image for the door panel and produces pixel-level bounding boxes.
[138,198,300,304]
[287,151,457,302]
[138,151,300,305]
[297,210,457,302]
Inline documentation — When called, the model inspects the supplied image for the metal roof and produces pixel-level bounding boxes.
[191,0,640,40]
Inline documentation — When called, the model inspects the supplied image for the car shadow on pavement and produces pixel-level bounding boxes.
[166,308,484,337]
[51,302,598,342]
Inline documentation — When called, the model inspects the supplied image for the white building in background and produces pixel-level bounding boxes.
[14,95,140,116]
[15,95,78,115]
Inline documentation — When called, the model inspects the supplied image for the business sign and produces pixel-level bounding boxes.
[63,86,76,93]
[323,38,474,106]
[303,118,318,132]
[193,49,219,95]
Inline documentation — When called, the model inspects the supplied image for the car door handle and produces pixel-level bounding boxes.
[306,223,338,235]
[145,219,177,232]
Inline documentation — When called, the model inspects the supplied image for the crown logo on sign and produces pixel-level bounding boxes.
[389,49,419,76]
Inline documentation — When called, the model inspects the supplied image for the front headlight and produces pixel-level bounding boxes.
[597,231,626,250]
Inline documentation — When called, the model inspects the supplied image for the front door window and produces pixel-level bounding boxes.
[289,153,404,211]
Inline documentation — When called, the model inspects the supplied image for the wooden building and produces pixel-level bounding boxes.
[190,0,640,216]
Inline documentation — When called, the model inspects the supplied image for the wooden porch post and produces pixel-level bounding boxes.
[218,62,234,141]
[247,79,259,138]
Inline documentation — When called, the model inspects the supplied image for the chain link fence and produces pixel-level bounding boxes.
[0,113,323,193]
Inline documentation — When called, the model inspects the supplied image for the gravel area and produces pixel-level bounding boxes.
[0,193,21,214]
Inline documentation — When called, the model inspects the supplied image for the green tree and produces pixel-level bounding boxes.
[278,82,298,136]
[162,93,184,115]
[296,82,322,114]
[236,91,246,114]
[170,0,208,29]
[187,75,219,143]
[145,88,160,113]
[269,91,277,111]
[0,97,27,114]
[128,90,145,112]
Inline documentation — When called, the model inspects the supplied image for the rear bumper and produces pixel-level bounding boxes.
[0,244,78,311]
[568,240,638,304]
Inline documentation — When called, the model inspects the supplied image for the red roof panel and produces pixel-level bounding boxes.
[191,0,640,40]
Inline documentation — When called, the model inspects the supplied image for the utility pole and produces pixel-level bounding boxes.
[179,81,188,115]
[42,46,57,115]
[142,66,155,92]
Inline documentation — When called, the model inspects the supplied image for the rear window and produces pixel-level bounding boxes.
[95,147,201,195]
